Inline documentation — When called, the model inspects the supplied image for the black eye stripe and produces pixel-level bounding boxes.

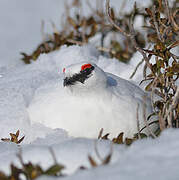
[63,66,94,86]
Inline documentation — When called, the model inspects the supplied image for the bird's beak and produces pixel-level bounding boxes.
[63,77,71,87]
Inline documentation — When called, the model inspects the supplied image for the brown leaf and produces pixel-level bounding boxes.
[102,154,112,165]
[1,138,11,142]
[125,138,133,146]
[110,8,115,20]
[17,136,25,144]
[88,155,97,167]
[158,0,163,11]
[145,8,153,17]
[1,130,25,144]
[10,133,18,143]
[16,130,20,137]
[145,81,153,91]
[112,132,124,144]
[172,63,179,73]
[101,133,110,140]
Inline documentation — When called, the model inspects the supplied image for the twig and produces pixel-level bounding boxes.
[164,0,171,24]
[151,77,158,114]
[106,0,153,73]
[41,20,46,42]
[94,140,103,162]
[94,140,113,165]
[143,96,157,138]
[106,0,130,37]
[119,0,127,15]
[136,103,141,139]
[51,21,59,34]
[171,9,179,30]
[130,58,144,79]
[49,147,58,164]
[163,86,179,126]
[16,148,25,166]
[140,120,158,133]
[98,128,104,139]
[67,39,85,45]
[97,46,116,55]
[152,6,163,42]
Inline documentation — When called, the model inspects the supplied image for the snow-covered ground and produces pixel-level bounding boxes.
[0,0,178,180]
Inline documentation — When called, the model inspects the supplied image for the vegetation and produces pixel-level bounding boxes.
[106,0,179,130]
[0,0,178,179]
[0,148,64,180]
[21,0,179,135]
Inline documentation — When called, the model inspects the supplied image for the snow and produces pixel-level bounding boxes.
[27,58,158,139]
[0,0,151,69]
[0,44,146,142]
[0,0,178,180]
[1,129,179,180]
[0,44,177,179]
[0,0,65,68]
[35,129,179,180]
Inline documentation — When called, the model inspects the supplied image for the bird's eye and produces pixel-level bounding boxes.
[81,64,92,71]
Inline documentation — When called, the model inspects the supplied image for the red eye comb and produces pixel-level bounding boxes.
[63,68,66,73]
[81,64,92,71]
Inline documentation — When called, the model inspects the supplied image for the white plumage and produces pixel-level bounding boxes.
[28,62,158,138]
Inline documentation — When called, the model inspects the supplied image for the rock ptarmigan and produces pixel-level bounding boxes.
[28,62,158,138]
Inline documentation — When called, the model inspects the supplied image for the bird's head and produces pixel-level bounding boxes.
[63,62,107,92]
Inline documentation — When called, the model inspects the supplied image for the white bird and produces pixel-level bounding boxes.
[28,62,158,139]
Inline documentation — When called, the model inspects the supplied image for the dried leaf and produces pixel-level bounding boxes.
[88,155,97,167]
[145,81,153,91]
[101,133,110,140]
[145,8,153,17]
[171,64,179,73]
[1,130,25,144]
[158,0,163,11]
[102,154,112,165]
[16,130,20,137]
[112,132,124,144]
[1,138,11,142]
[45,164,64,176]
[125,138,133,146]
[17,136,25,144]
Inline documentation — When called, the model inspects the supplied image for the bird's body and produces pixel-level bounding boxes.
[28,62,158,138]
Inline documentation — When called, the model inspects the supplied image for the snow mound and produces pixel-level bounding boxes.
[0,138,123,175]
[0,45,141,143]
[36,129,179,180]
[27,58,157,138]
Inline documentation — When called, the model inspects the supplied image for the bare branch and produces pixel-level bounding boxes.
[164,0,171,24]
[143,96,157,138]
[67,39,85,45]
[106,0,153,74]
[94,140,103,162]
[106,0,130,37]
[49,147,58,164]
[152,6,163,42]
[98,128,104,139]
[130,58,144,79]
[136,103,141,139]
[164,86,179,126]
[41,20,46,42]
